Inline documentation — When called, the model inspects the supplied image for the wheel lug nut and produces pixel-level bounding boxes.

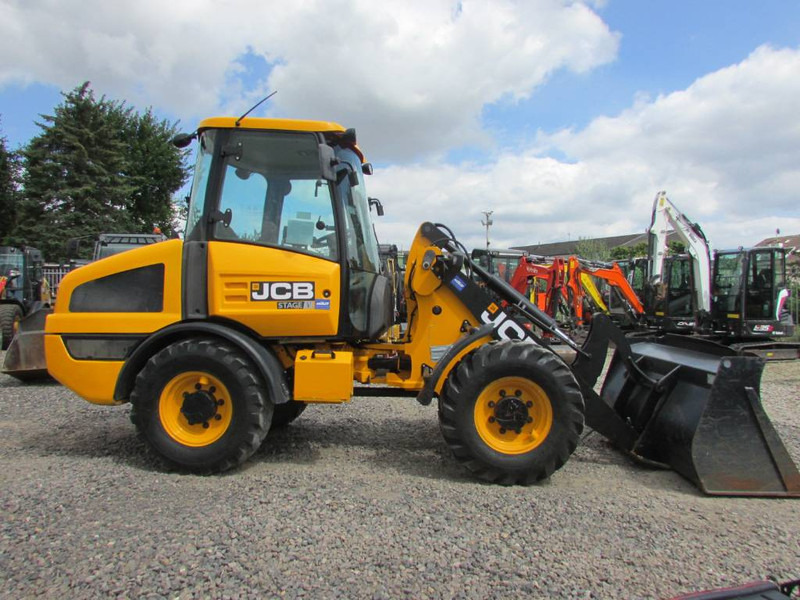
[499,428,506,434]
[214,414,222,421]
[488,417,495,423]
[217,399,225,406]
[499,390,506,397]
[209,386,216,393]
[514,390,521,397]
[488,401,495,408]
[202,422,209,429]
[195,383,202,390]
[527,417,533,423]
[526,401,533,408]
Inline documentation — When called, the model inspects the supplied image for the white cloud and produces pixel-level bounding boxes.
[372,45,800,251]
[2,3,797,252]
[0,0,618,160]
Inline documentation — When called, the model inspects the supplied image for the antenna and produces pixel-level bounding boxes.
[235,90,278,127]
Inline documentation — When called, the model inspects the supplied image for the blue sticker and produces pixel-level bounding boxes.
[315,299,331,310]
[451,275,466,291]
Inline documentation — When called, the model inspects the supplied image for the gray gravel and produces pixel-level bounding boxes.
[1,353,798,599]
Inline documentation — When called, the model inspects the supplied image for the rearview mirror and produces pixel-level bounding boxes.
[369,197,385,217]
[318,144,337,182]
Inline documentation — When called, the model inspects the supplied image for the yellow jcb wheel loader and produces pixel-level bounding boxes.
[4,117,799,496]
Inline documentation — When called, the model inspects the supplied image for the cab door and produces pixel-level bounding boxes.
[202,129,342,338]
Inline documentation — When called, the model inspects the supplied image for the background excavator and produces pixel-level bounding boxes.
[3,117,798,496]
[629,192,797,358]
[477,251,644,333]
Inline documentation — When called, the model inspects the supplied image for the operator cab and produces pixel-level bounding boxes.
[182,118,391,341]
[711,247,794,338]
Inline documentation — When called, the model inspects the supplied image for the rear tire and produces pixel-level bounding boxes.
[130,338,272,472]
[439,340,584,485]
[270,401,307,429]
[0,304,22,350]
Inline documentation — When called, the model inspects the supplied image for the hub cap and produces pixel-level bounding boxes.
[474,376,553,454]
[159,372,232,447]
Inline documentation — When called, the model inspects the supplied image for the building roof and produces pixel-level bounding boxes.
[755,233,800,272]
[512,232,679,258]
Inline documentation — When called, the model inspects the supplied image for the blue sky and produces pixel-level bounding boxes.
[1,1,799,250]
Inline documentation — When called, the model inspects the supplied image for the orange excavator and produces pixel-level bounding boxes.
[507,254,644,333]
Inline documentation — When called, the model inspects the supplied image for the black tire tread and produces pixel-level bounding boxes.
[439,340,584,485]
[270,401,307,430]
[0,304,22,350]
[129,338,271,473]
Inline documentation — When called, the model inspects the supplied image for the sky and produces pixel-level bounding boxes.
[1,0,799,252]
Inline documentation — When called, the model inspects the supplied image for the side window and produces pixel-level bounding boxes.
[212,131,338,261]
[276,180,338,260]
[216,165,268,241]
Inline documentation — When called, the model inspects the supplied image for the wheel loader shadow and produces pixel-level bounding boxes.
[255,409,471,483]
[18,407,168,473]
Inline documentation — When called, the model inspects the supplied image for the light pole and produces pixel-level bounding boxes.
[481,210,493,251]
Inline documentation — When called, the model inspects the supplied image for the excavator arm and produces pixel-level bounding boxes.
[648,191,712,314]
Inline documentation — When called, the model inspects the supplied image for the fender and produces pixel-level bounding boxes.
[416,323,495,406]
[113,321,291,406]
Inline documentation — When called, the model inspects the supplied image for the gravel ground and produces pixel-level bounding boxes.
[1,352,798,599]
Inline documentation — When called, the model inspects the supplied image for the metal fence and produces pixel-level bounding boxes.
[43,264,80,298]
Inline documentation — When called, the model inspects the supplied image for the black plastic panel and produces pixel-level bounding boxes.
[64,336,145,360]
[69,264,165,313]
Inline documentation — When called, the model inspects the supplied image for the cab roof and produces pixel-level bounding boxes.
[196,117,366,162]
[198,117,346,134]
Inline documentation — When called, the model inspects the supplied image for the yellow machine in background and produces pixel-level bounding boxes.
[22,117,799,495]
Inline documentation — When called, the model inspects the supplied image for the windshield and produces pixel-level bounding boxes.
[713,252,745,314]
[185,130,216,239]
[0,251,24,277]
[335,147,380,272]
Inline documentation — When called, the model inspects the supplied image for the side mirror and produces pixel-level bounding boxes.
[362,162,374,176]
[369,197,385,217]
[318,144,337,182]
[172,132,196,148]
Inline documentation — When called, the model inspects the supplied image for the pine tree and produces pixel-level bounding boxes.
[14,83,188,260]
[0,121,20,243]
[121,108,188,236]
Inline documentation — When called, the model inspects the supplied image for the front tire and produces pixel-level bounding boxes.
[130,338,272,472]
[439,340,584,485]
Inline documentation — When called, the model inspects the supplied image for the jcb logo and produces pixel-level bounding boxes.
[251,281,315,302]
[480,309,526,341]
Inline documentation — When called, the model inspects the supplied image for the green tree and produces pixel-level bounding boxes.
[13,83,187,260]
[120,108,187,236]
[610,241,648,261]
[668,240,687,255]
[0,120,20,243]
[574,237,609,261]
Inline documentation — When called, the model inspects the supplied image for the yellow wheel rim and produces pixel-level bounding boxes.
[474,376,553,455]
[158,371,232,447]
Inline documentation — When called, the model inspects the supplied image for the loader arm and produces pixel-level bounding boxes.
[411,223,799,497]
